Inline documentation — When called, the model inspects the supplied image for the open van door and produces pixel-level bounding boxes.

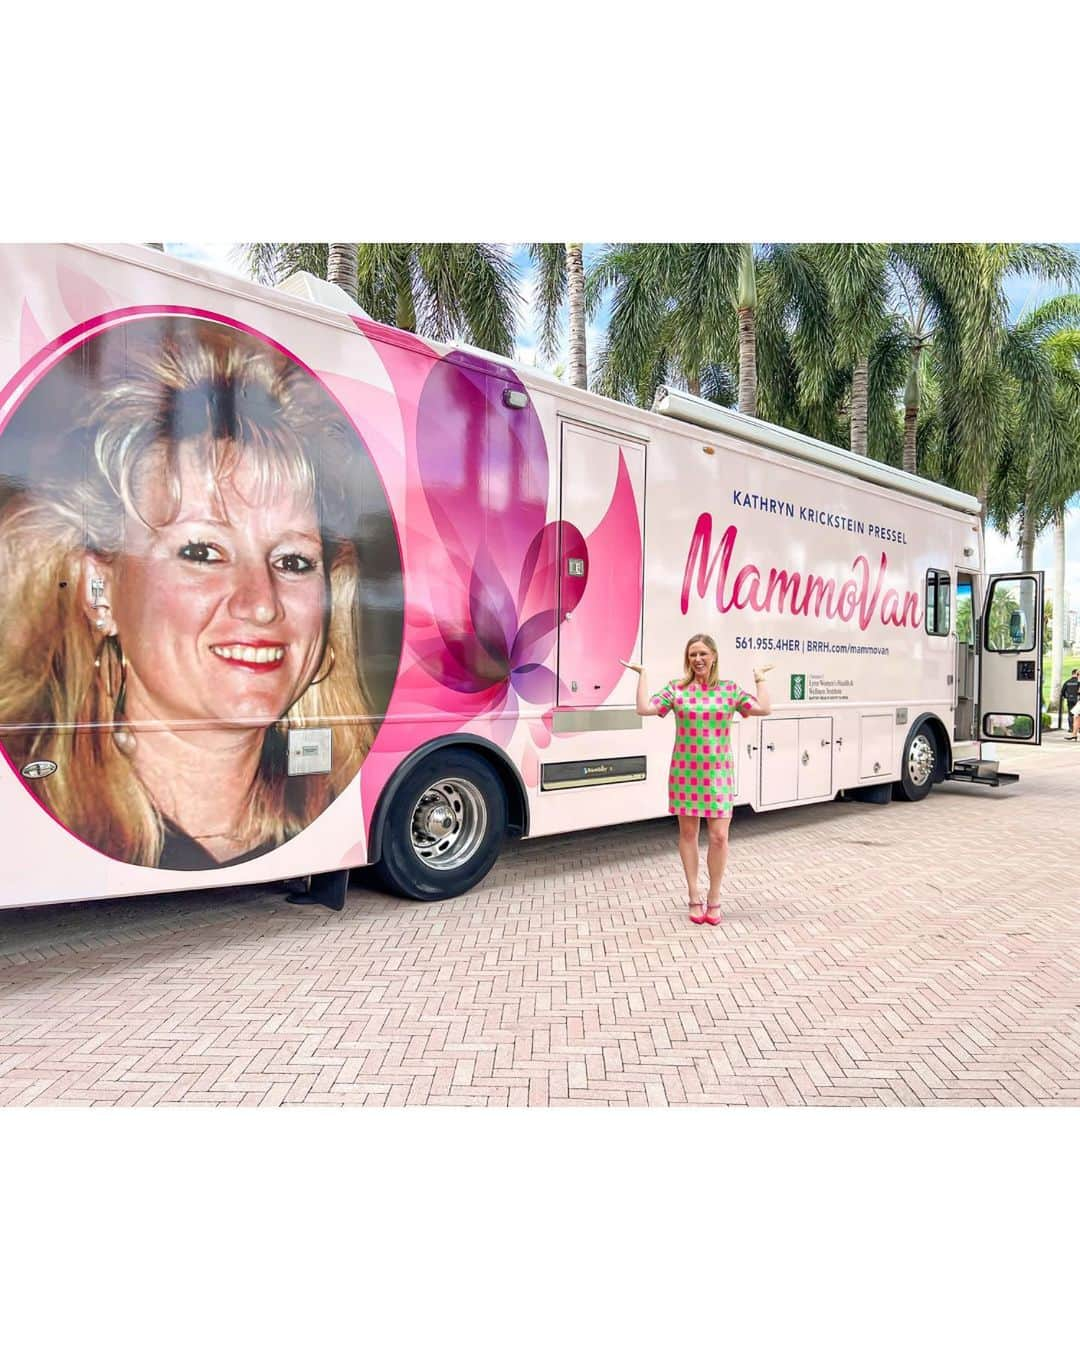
[978,571,1044,746]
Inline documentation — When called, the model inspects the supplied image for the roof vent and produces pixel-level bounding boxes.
[273,270,371,320]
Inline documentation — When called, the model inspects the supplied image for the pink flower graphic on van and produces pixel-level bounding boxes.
[398,350,640,747]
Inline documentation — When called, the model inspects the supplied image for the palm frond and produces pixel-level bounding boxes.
[527,243,569,362]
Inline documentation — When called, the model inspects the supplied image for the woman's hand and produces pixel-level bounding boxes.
[624,660,659,716]
[746,663,774,716]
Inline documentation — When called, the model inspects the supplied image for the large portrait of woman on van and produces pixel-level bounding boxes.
[0,316,403,869]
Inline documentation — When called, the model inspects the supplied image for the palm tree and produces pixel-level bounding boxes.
[807,244,1078,481]
[752,243,838,441]
[590,242,896,450]
[326,243,358,303]
[235,243,521,357]
[592,242,903,454]
[886,253,941,474]
[588,243,744,405]
[913,244,1078,514]
[528,244,588,388]
[1014,310,1080,699]
[736,244,757,415]
[811,244,890,456]
[987,296,1080,570]
[1053,507,1067,709]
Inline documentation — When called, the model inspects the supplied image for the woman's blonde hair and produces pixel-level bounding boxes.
[0,319,376,866]
[677,632,720,690]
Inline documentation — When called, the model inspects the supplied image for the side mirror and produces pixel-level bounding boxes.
[1008,610,1026,645]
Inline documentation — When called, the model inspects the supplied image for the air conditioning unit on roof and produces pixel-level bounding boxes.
[274,270,371,320]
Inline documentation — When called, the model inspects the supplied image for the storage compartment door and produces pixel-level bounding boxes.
[760,719,799,805]
[797,717,833,800]
[860,714,893,779]
[556,422,645,708]
[978,571,1044,746]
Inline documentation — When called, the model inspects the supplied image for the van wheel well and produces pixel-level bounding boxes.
[368,735,529,865]
[892,715,950,802]
[917,715,951,782]
[473,746,528,837]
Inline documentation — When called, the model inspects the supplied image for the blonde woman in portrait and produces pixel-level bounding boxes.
[0,320,374,869]
[623,636,773,925]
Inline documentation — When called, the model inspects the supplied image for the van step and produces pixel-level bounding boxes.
[948,758,1019,787]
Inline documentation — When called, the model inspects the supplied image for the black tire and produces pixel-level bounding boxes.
[373,750,507,901]
[893,723,937,802]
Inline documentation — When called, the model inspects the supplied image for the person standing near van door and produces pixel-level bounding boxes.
[1063,669,1080,737]
[623,636,773,926]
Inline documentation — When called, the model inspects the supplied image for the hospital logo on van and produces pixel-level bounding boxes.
[790,674,806,700]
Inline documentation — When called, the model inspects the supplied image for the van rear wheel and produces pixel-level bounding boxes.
[374,750,506,900]
[894,726,936,802]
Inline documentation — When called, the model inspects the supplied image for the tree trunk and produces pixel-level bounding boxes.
[737,307,756,415]
[566,244,587,389]
[976,477,990,574]
[736,245,757,417]
[326,243,358,303]
[1020,504,1036,573]
[1018,457,1038,571]
[1052,505,1065,720]
[687,370,702,398]
[902,349,920,474]
[850,358,869,455]
[902,405,919,474]
[395,278,417,333]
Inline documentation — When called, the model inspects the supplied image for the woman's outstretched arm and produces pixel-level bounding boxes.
[743,663,775,717]
[621,660,663,716]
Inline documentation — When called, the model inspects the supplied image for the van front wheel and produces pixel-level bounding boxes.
[894,726,936,802]
[374,751,507,900]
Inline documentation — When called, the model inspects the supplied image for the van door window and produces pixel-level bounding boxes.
[984,576,1038,653]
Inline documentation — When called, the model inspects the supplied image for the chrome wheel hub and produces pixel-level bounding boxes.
[907,733,934,787]
[409,778,487,871]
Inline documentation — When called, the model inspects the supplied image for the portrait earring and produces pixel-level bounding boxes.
[94,633,132,753]
[95,632,125,700]
[310,644,336,685]
[91,580,116,636]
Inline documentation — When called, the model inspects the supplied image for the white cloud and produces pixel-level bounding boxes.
[165,242,246,279]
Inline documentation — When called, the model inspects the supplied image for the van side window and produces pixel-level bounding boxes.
[925,569,951,636]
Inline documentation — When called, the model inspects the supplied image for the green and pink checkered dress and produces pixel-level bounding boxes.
[651,678,754,818]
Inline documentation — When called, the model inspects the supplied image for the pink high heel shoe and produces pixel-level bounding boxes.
[689,901,706,925]
[704,904,723,926]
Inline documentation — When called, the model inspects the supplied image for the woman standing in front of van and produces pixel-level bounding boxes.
[623,636,772,925]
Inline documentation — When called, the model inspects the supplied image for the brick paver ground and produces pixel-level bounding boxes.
[1,735,1078,1106]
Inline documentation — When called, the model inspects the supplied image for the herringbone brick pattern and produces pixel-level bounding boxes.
[1,738,1078,1106]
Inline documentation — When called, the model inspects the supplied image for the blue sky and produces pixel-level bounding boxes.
[164,242,1080,608]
